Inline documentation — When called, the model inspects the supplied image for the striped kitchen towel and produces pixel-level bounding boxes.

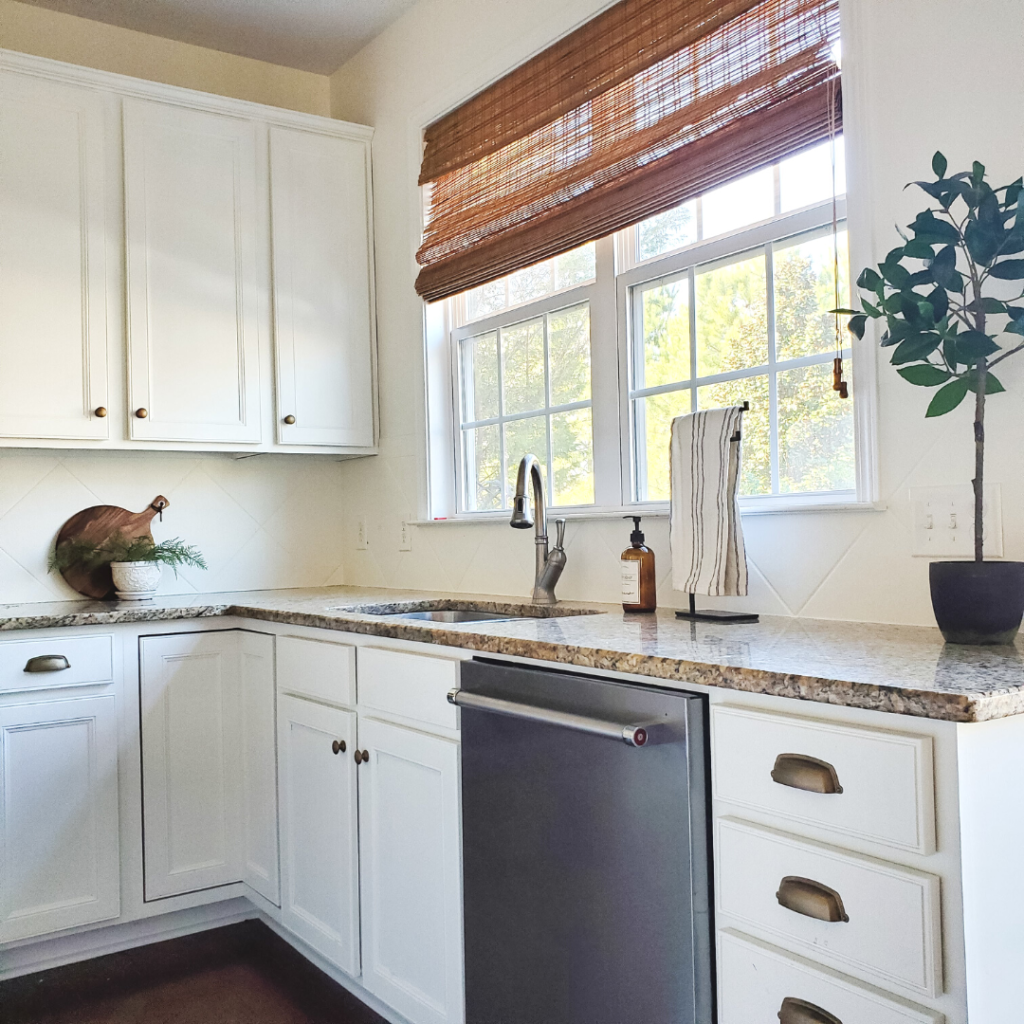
[670,406,749,597]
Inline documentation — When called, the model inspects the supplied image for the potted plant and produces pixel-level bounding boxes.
[839,153,1024,644]
[51,533,207,601]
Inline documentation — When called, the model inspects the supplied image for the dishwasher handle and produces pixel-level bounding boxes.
[448,688,670,747]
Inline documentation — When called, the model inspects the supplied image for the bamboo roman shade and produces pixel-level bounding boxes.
[416,0,842,302]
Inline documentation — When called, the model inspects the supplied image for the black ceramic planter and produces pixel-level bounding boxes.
[929,561,1024,645]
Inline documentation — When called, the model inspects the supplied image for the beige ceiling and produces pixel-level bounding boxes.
[15,0,421,74]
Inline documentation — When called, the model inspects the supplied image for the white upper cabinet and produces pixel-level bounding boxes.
[270,127,375,448]
[0,51,376,454]
[0,71,108,440]
[124,98,262,444]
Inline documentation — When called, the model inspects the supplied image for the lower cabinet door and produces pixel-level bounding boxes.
[240,632,279,905]
[140,633,244,899]
[358,717,463,1024]
[278,694,360,976]
[0,695,120,942]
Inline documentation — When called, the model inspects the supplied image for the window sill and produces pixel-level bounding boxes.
[417,497,885,525]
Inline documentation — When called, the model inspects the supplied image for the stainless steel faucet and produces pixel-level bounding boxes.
[510,454,566,605]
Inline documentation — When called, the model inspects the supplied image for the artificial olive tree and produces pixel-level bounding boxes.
[840,153,1024,562]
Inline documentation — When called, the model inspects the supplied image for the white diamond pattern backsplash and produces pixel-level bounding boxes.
[0,450,347,602]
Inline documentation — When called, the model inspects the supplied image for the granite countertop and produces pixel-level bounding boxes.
[1,586,1022,723]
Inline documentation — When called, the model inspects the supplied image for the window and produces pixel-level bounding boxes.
[438,138,858,518]
[453,246,599,511]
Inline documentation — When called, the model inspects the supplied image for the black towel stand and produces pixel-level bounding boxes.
[675,401,759,625]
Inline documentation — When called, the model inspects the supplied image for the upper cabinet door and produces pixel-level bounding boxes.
[124,99,261,444]
[270,127,375,448]
[0,72,108,440]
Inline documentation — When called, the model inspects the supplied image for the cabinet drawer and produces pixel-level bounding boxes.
[718,929,943,1024]
[0,634,113,693]
[277,635,355,707]
[711,706,935,855]
[357,647,458,730]
[716,818,942,998]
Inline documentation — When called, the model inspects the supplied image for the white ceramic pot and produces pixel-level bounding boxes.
[110,560,162,601]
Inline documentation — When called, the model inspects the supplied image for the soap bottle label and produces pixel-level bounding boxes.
[620,559,640,603]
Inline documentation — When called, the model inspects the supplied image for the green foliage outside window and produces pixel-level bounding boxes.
[637,231,854,500]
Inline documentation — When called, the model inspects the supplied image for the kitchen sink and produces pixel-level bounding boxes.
[376,609,529,623]
[328,600,602,622]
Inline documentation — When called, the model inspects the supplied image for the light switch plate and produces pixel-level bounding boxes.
[399,519,412,552]
[910,485,1003,557]
[355,515,369,550]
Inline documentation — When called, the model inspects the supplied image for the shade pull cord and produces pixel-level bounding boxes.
[829,69,848,400]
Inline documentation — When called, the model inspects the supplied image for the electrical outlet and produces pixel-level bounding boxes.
[910,485,1003,557]
[355,515,369,550]
[399,520,412,552]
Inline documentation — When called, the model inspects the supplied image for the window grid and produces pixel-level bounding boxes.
[628,234,851,501]
[458,304,594,512]
[444,138,855,518]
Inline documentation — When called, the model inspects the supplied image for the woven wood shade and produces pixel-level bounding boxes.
[416,0,842,303]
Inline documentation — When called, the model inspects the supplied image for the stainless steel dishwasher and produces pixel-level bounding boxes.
[452,658,712,1024]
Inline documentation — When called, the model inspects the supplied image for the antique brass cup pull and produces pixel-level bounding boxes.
[771,753,843,794]
[776,876,849,923]
[778,996,843,1024]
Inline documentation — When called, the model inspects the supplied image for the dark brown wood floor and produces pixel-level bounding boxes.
[1,921,388,1024]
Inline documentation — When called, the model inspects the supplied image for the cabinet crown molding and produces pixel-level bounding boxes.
[0,47,373,141]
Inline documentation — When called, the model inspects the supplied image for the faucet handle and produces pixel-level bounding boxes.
[553,518,566,549]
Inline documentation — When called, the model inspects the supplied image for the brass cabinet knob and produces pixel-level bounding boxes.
[354,749,370,765]
[283,415,296,425]
[135,408,148,419]
[332,739,346,755]
[94,406,108,418]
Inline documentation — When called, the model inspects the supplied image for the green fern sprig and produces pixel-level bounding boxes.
[50,533,207,576]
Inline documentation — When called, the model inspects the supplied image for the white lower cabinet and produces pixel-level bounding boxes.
[278,694,360,975]
[0,694,120,941]
[140,631,277,901]
[716,817,943,998]
[358,716,463,1024]
[273,637,464,1024]
[718,929,943,1024]
[240,631,280,905]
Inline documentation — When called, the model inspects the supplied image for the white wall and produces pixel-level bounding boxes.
[329,0,1024,625]
[0,2,346,603]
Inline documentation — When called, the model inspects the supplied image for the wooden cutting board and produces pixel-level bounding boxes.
[55,495,170,600]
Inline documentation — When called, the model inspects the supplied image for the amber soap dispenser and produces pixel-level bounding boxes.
[621,516,656,612]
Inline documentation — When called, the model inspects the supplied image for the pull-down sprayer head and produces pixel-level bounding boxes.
[510,493,533,528]
[510,454,545,534]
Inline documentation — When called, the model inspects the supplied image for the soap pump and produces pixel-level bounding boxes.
[621,516,656,612]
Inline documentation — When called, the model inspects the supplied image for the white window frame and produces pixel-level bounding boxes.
[425,193,878,523]
[618,200,854,511]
